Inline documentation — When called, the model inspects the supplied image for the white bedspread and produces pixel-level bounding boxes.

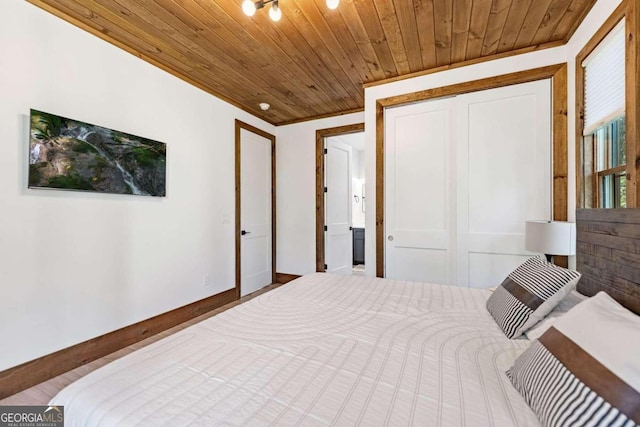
[51,273,540,426]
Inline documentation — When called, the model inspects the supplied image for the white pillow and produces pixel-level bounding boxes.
[524,290,589,341]
[508,292,640,427]
[486,255,582,338]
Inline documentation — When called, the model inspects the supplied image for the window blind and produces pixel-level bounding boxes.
[582,20,625,135]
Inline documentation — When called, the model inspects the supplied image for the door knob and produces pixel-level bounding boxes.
[387,235,394,241]
[241,230,251,236]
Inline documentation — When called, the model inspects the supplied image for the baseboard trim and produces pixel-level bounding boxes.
[0,288,238,400]
[275,272,302,284]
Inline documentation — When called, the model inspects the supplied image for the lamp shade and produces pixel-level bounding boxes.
[525,221,576,256]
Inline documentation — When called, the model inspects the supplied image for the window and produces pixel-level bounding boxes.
[581,20,626,208]
[583,117,626,208]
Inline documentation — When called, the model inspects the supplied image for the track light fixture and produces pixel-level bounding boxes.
[242,0,339,20]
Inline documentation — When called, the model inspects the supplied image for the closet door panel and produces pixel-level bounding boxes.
[384,98,456,284]
[456,80,552,288]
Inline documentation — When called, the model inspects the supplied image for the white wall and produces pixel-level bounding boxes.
[276,113,363,275]
[327,133,366,228]
[363,0,622,276]
[0,0,274,371]
[352,149,365,180]
[351,149,366,228]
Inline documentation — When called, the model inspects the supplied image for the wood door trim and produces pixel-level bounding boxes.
[376,63,569,277]
[315,123,365,272]
[235,120,277,298]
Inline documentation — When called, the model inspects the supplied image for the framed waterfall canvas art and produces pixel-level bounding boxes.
[28,109,166,197]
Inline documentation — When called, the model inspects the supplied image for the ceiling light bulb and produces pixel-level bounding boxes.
[268,3,281,21]
[242,0,257,16]
[326,0,339,10]
[259,102,270,111]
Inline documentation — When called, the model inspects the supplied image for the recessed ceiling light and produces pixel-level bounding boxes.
[259,102,270,111]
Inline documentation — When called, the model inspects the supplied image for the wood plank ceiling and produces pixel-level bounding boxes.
[28,0,596,125]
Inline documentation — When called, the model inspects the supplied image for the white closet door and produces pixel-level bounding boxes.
[385,97,456,284]
[325,138,353,275]
[456,79,552,288]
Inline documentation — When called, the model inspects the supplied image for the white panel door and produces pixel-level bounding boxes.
[385,97,456,284]
[456,80,552,288]
[325,138,353,275]
[240,129,272,296]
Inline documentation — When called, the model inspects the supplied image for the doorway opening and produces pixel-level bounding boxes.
[315,123,365,275]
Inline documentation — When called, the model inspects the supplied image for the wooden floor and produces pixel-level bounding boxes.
[0,283,283,406]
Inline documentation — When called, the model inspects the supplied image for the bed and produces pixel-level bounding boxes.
[52,274,539,426]
[50,208,640,426]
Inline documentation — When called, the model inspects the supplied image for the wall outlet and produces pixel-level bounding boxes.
[202,274,212,288]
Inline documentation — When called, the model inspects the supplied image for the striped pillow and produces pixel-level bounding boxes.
[507,292,640,427]
[486,255,581,338]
